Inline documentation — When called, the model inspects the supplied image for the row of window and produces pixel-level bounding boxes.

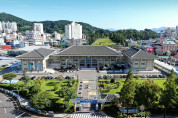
[135,63,145,65]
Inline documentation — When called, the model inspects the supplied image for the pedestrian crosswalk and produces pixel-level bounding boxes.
[70,113,108,118]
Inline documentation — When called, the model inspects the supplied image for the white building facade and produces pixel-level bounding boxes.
[34,23,44,34]
[0,21,17,33]
[65,21,82,39]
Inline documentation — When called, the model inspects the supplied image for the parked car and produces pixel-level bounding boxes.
[42,110,48,115]
[48,111,54,115]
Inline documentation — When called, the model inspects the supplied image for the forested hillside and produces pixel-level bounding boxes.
[0,12,101,34]
[0,12,160,45]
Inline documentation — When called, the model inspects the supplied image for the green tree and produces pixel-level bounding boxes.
[135,75,140,80]
[160,70,178,118]
[3,72,17,86]
[59,86,76,102]
[120,69,136,117]
[30,91,52,109]
[21,72,30,83]
[135,80,161,117]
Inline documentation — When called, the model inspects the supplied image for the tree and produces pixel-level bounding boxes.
[21,71,30,83]
[58,86,76,102]
[160,70,177,118]
[135,75,140,80]
[135,80,161,117]
[3,72,17,86]
[30,91,52,109]
[120,69,136,117]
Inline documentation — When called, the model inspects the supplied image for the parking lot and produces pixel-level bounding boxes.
[76,70,99,112]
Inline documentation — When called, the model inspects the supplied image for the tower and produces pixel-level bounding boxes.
[34,23,44,33]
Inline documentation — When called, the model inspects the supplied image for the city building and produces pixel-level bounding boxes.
[0,21,17,33]
[141,45,154,53]
[53,31,61,40]
[0,45,12,50]
[162,40,177,53]
[65,21,82,39]
[0,34,5,45]
[17,48,55,71]
[122,48,157,71]
[25,27,46,46]
[153,40,177,55]
[17,46,157,72]
[34,23,44,33]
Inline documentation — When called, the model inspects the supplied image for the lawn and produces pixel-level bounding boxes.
[0,79,78,105]
[92,38,117,46]
[98,78,167,94]
[0,66,7,70]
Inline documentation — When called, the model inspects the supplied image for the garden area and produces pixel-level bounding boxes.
[100,70,178,118]
[0,73,79,112]
[98,75,167,94]
[92,38,117,46]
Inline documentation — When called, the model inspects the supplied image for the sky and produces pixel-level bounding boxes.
[0,0,178,30]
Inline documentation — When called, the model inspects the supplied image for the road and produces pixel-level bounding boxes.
[76,70,99,112]
[0,92,36,118]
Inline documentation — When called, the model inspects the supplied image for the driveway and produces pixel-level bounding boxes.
[76,70,99,111]
[0,92,36,118]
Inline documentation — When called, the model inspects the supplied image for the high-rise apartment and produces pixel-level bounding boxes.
[65,21,82,39]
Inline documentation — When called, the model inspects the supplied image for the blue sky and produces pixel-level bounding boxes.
[0,0,178,30]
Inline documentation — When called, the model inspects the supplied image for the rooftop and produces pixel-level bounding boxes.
[163,41,176,44]
[58,45,122,56]
[16,45,51,52]
[122,48,158,59]
[17,48,55,59]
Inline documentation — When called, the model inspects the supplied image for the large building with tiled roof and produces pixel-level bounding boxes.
[16,45,158,72]
[122,48,158,71]
[17,48,56,71]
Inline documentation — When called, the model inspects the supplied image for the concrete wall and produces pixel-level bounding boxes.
[132,59,154,71]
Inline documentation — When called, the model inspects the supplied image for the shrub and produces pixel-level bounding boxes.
[55,75,63,80]
[132,113,137,117]
[105,81,110,84]
[104,75,110,80]
[105,64,109,68]
[110,78,115,83]
[135,75,140,80]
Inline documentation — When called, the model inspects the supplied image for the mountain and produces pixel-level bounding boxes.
[152,27,176,33]
[0,12,101,35]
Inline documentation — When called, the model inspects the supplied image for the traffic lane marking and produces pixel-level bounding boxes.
[1,93,44,118]
[4,107,6,114]
[15,112,25,118]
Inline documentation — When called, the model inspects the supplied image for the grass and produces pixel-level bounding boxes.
[0,66,7,70]
[0,79,78,105]
[98,78,167,94]
[92,38,117,46]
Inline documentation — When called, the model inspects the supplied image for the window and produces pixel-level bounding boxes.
[24,68,27,70]
[141,63,145,65]
[135,63,138,65]
[24,63,27,65]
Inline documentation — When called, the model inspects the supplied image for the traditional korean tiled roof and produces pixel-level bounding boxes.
[122,48,158,59]
[16,48,55,59]
[58,45,122,56]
